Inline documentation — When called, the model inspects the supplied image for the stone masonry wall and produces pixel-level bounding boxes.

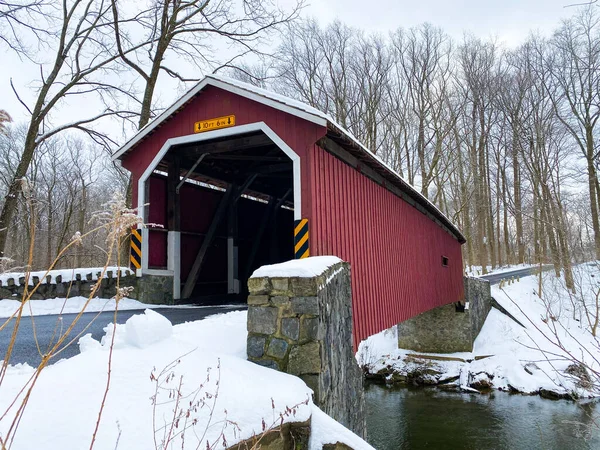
[397,302,472,353]
[465,276,492,342]
[0,270,174,305]
[397,277,491,353]
[0,270,138,300]
[246,261,366,439]
[135,274,174,304]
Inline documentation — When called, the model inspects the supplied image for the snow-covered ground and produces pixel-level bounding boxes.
[0,309,372,449]
[0,266,132,286]
[359,262,600,399]
[0,296,210,318]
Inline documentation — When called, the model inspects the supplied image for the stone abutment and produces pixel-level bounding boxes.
[397,276,492,353]
[246,258,366,439]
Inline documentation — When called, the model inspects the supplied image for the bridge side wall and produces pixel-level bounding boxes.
[0,271,167,303]
[309,146,465,349]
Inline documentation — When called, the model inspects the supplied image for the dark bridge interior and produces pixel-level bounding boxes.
[147,131,295,304]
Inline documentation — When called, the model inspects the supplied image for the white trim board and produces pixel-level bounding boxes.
[137,122,301,282]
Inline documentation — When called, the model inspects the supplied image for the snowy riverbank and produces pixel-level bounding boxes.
[0,309,372,449]
[358,263,600,399]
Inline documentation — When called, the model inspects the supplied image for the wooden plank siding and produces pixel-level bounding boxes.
[309,146,464,349]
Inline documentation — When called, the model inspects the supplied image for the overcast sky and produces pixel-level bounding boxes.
[302,0,574,45]
[0,0,583,141]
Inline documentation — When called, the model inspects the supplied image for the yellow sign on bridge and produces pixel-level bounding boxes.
[194,115,235,133]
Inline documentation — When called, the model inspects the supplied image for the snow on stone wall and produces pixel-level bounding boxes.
[0,267,132,286]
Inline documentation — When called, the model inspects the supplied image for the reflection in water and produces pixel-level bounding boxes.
[365,384,600,450]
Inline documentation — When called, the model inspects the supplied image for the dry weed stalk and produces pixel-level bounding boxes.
[150,354,310,450]
[249,397,310,450]
[150,356,242,450]
[0,190,143,450]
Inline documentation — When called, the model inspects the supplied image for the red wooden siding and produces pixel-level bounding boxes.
[309,146,464,349]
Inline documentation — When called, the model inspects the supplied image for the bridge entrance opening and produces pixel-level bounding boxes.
[142,129,296,304]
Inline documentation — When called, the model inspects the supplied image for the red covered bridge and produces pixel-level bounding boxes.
[112,74,466,346]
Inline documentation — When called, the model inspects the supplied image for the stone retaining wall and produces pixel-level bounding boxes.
[0,270,173,305]
[397,277,491,353]
[246,260,366,439]
[0,270,138,300]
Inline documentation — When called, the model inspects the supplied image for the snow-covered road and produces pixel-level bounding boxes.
[479,264,553,284]
[1,305,246,366]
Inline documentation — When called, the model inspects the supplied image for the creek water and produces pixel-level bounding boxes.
[365,384,600,450]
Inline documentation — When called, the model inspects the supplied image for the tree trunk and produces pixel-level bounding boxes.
[418,114,428,198]
[76,184,87,268]
[533,183,541,264]
[477,110,489,274]
[455,127,473,266]
[545,181,575,290]
[485,143,496,269]
[502,168,511,264]
[496,162,502,267]
[512,122,525,264]
[586,126,600,260]
[0,129,40,257]
[46,188,53,268]
[541,190,561,277]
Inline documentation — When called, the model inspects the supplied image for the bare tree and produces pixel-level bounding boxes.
[347,34,392,153]
[457,37,501,273]
[499,44,534,265]
[0,0,145,259]
[391,24,453,199]
[544,6,600,260]
[273,19,352,124]
[112,0,303,130]
[0,127,125,268]
[0,0,48,52]
[110,0,302,208]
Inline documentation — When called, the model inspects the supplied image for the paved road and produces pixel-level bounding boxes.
[479,265,553,285]
[1,305,246,366]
